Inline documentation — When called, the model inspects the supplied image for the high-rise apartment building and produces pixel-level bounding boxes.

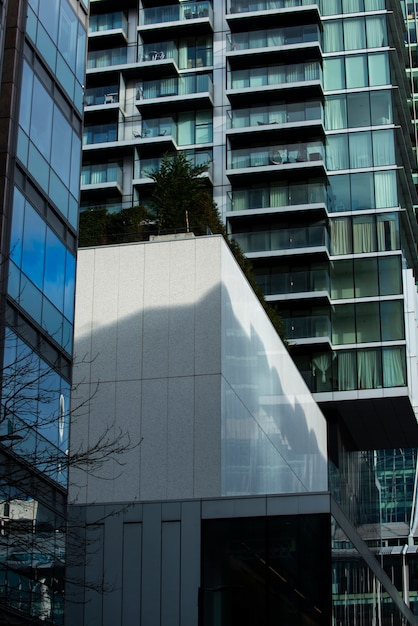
[82,0,418,614]
[0,1,88,623]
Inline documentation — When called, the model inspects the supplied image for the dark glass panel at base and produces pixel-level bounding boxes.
[201,514,331,626]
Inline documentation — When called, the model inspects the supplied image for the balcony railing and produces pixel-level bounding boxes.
[81,162,123,187]
[228,182,327,211]
[87,47,127,69]
[84,85,119,106]
[135,151,212,179]
[230,61,322,90]
[283,315,331,340]
[228,24,320,51]
[256,268,330,296]
[139,42,178,63]
[229,141,324,169]
[129,117,175,140]
[83,123,117,145]
[136,74,213,100]
[229,0,316,12]
[141,1,212,25]
[232,224,329,253]
[228,101,323,129]
[89,11,128,33]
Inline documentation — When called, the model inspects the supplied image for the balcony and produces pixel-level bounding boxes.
[231,224,330,255]
[283,315,332,344]
[228,0,316,12]
[84,85,119,107]
[227,182,328,214]
[88,12,128,43]
[81,162,123,193]
[87,46,127,70]
[83,123,118,146]
[226,101,324,143]
[227,61,322,105]
[138,41,213,70]
[226,0,320,29]
[227,24,321,63]
[227,141,325,182]
[139,1,213,34]
[133,150,212,182]
[136,74,213,109]
[256,267,330,297]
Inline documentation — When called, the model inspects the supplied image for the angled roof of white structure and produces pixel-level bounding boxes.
[70,234,328,505]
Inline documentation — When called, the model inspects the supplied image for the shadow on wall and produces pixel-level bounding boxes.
[70,249,328,504]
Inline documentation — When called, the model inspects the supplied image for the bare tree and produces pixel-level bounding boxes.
[0,325,140,625]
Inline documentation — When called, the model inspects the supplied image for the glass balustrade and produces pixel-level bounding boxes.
[81,162,123,187]
[229,0,315,12]
[229,24,320,50]
[283,315,332,340]
[230,61,321,90]
[142,1,212,25]
[232,224,329,253]
[228,101,323,128]
[230,141,324,169]
[136,74,213,100]
[136,150,212,178]
[256,268,330,295]
[228,182,327,211]
[83,123,117,145]
[84,85,119,106]
[87,47,127,69]
[89,11,127,33]
[129,117,175,140]
[138,42,178,63]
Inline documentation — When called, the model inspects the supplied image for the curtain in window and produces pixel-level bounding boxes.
[304,62,318,80]
[349,132,372,168]
[331,218,351,254]
[323,21,343,52]
[325,97,347,130]
[178,76,192,95]
[374,170,397,208]
[178,41,188,68]
[232,190,247,211]
[267,29,284,46]
[312,353,332,383]
[372,130,394,166]
[343,18,366,50]
[353,219,375,252]
[366,15,387,47]
[377,217,397,251]
[91,165,105,184]
[358,350,380,389]
[383,347,405,387]
[327,135,349,170]
[160,77,177,95]
[270,184,287,207]
[343,0,363,11]
[177,114,194,144]
[337,351,356,390]
[269,65,283,85]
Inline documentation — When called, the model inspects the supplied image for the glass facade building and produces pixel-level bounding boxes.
[82,0,418,620]
[0,0,87,623]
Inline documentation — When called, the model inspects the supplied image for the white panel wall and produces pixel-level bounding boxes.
[70,235,328,505]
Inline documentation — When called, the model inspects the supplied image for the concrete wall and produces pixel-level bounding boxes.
[70,235,327,505]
